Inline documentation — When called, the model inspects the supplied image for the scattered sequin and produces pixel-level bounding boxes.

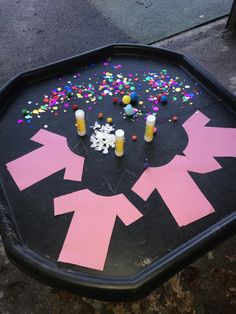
[17,57,200,126]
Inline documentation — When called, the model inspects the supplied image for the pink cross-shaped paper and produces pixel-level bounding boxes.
[54,189,143,270]
[6,129,85,190]
[183,111,236,172]
[132,111,236,226]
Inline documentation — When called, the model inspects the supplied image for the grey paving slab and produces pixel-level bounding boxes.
[0,0,132,86]
[153,18,236,96]
[0,0,233,89]
[91,0,233,43]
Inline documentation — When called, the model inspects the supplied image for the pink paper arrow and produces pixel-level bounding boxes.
[54,189,143,270]
[183,111,236,172]
[6,129,85,191]
[132,155,214,226]
[132,111,236,226]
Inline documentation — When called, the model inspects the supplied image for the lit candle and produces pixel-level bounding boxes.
[115,129,125,157]
[144,115,156,142]
[75,109,86,136]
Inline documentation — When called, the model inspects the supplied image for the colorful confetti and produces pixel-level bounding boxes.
[17,57,201,127]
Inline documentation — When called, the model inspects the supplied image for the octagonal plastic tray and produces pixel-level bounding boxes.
[0,44,235,301]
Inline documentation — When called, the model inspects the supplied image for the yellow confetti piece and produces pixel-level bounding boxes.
[139,101,144,105]
[146,90,149,92]
[91,97,96,102]
[175,88,181,92]
[77,93,83,98]
[86,100,89,103]
[52,106,58,110]
[57,87,62,91]
[32,110,39,114]
[38,108,45,113]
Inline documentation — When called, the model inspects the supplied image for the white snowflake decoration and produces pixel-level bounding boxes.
[90,122,115,154]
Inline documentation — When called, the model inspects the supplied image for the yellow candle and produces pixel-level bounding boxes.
[75,109,86,136]
[144,115,156,142]
[115,129,125,157]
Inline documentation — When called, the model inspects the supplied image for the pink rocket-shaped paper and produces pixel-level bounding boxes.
[183,111,236,172]
[132,155,214,226]
[6,129,85,191]
[54,189,143,270]
[132,111,236,226]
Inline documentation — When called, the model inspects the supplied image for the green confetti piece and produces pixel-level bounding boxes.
[22,109,28,115]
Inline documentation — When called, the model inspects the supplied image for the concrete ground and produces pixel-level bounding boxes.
[154,18,236,96]
[0,7,236,314]
[0,0,233,88]
[90,0,233,43]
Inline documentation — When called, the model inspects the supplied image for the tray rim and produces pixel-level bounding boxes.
[0,43,235,301]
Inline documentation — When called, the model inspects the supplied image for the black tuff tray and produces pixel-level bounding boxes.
[0,44,235,301]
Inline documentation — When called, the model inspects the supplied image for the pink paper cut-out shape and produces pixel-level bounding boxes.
[183,111,236,172]
[54,189,143,270]
[132,111,236,226]
[6,129,84,191]
[132,155,214,226]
